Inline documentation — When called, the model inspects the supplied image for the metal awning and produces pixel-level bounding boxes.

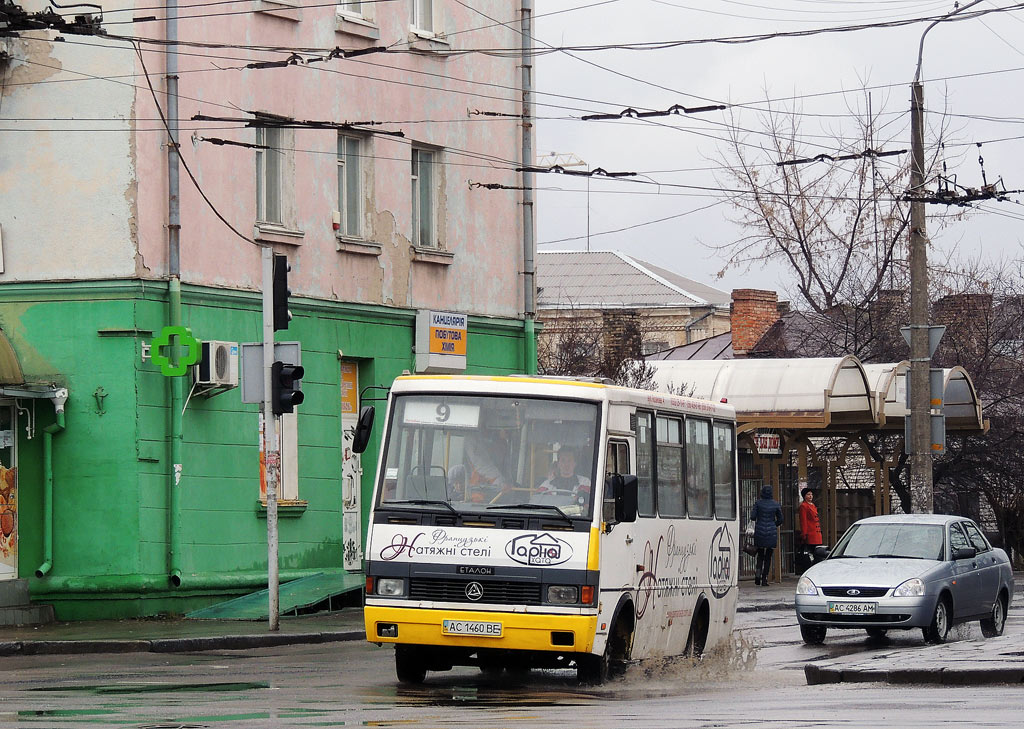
[648,356,874,430]
[648,356,986,434]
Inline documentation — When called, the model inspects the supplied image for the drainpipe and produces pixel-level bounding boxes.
[35,389,68,578]
[520,0,537,374]
[166,0,184,587]
[684,309,714,344]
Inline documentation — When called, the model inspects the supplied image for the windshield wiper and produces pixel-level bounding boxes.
[868,553,923,559]
[486,502,573,523]
[386,499,457,514]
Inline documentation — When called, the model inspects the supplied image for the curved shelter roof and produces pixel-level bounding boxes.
[648,356,874,430]
[648,356,985,433]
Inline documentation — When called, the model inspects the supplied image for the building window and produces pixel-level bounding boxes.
[256,126,283,225]
[413,0,433,32]
[642,340,669,356]
[411,147,436,248]
[337,134,362,238]
[338,0,364,17]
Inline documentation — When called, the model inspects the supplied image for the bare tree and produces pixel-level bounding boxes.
[538,307,658,389]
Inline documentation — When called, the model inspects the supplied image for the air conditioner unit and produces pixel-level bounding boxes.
[196,340,239,387]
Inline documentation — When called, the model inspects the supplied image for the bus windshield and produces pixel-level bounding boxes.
[377,394,600,519]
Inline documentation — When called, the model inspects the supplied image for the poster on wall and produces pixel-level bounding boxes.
[0,408,17,581]
[341,362,362,572]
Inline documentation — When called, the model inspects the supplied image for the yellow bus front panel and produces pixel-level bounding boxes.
[365,605,598,654]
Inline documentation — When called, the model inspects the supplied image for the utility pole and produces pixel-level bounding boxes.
[907,78,931,514]
[261,247,280,630]
[521,0,537,374]
[907,0,985,514]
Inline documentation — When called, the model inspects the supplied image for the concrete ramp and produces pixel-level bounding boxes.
[186,571,364,620]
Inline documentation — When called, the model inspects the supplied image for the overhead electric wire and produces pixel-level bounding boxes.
[132,39,255,246]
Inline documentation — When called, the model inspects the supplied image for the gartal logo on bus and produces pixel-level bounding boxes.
[708,524,735,598]
[505,533,573,566]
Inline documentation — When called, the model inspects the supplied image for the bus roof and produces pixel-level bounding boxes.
[390,375,737,420]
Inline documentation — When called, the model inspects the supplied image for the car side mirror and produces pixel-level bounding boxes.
[603,474,638,525]
[952,546,977,561]
[813,545,830,562]
[351,406,375,454]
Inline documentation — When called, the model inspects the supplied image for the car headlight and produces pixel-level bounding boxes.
[796,575,818,596]
[547,585,579,604]
[376,578,406,597]
[893,578,924,597]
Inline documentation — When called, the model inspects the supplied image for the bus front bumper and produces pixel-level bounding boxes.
[365,605,598,654]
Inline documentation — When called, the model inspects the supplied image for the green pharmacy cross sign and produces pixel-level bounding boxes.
[151,326,201,377]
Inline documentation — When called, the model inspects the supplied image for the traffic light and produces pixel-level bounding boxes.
[272,254,291,331]
[271,360,304,414]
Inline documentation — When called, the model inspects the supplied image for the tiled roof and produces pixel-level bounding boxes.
[537,250,730,309]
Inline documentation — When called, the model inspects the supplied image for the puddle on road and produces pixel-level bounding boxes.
[358,631,762,708]
[28,682,270,695]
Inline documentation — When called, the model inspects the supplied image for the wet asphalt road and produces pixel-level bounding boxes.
[3,604,1022,728]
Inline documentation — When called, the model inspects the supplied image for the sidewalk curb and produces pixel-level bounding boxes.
[805,662,1024,686]
[0,630,365,657]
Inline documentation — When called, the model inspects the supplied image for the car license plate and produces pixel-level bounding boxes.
[442,619,503,637]
[828,601,877,615]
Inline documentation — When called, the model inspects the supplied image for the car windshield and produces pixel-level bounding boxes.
[377,393,600,519]
[832,523,945,561]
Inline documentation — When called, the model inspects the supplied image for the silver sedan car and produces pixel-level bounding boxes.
[795,514,1014,644]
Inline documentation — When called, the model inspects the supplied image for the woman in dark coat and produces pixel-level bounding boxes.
[750,484,783,586]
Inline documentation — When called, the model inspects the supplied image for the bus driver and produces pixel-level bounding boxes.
[536,447,591,506]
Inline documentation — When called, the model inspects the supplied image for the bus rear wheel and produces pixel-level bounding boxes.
[395,645,427,685]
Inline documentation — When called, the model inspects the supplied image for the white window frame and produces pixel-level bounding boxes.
[337,0,367,20]
[337,133,363,239]
[256,125,284,225]
[412,0,434,34]
[411,147,437,249]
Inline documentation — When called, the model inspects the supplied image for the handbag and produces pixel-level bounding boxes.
[742,534,758,556]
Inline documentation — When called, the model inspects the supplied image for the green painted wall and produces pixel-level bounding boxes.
[0,280,526,619]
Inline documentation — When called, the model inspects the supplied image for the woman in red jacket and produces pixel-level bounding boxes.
[797,488,822,549]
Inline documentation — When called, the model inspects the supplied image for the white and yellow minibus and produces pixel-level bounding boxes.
[358,375,739,683]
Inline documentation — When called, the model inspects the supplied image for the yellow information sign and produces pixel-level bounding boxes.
[415,310,468,372]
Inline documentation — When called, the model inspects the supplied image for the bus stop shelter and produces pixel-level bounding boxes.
[647,356,986,580]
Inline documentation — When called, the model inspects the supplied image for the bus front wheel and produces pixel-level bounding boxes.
[395,645,427,685]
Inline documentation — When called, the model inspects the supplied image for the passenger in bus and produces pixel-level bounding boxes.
[536,447,591,507]
[750,484,783,586]
[464,429,515,502]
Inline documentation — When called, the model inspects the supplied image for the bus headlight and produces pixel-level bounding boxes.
[376,578,406,597]
[547,585,579,604]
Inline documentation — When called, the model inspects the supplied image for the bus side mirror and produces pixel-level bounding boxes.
[604,474,638,525]
[351,406,375,454]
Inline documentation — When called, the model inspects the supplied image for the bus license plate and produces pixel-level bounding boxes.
[442,619,503,637]
[828,601,877,615]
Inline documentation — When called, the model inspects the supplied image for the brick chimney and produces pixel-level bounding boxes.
[731,289,780,357]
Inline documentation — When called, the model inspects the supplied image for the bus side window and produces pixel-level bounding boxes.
[713,422,736,520]
[635,412,655,517]
[605,440,629,476]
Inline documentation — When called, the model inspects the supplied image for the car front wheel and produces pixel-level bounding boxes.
[980,593,1007,638]
[922,597,951,644]
[800,624,827,645]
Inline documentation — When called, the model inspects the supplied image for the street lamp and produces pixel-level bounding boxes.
[906,0,985,513]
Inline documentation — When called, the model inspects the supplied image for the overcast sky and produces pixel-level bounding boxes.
[533,0,1024,299]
